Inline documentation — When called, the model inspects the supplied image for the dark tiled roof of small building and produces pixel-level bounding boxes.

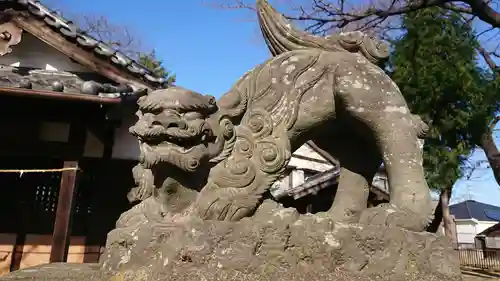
[478,222,500,237]
[289,167,341,199]
[0,0,168,88]
[450,200,500,222]
[271,166,390,200]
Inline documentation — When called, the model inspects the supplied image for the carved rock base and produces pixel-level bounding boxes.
[1,200,462,281]
[98,200,461,281]
[0,262,458,281]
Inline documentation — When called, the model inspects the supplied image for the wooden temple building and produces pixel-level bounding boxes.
[0,0,167,274]
[0,0,391,276]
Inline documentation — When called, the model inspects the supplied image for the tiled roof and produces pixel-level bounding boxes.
[478,222,500,237]
[289,167,341,199]
[450,200,500,222]
[0,0,168,87]
[271,166,390,200]
[0,66,147,102]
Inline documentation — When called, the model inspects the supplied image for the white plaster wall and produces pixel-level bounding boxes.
[291,169,305,187]
[38,122,103,158]
[294,145,327,162]
[288,143,333,172]
[7,32,140,159]
[0,32,89,72]
[456,222,478,244]
[485,237,500,249]
[111,118,140,160]
[288,157,332,172]
[270,170,291,197]
[455,220,498,244]
[271,143,334,195]
[372,174,389,194]
[476,221,499,234]
[38,120,139,160]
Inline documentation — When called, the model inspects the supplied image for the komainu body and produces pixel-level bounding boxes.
[114,0,433,237]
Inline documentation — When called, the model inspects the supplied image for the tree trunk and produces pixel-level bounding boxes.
[427,188,457,246]
[426,196,443,233]
[480,116,500,185]
[441,187,458,246]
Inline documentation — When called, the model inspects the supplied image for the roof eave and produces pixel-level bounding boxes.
[0,1,168,89]
[0,86,144,104]
[306,140,340,166]
[8,12,155,90]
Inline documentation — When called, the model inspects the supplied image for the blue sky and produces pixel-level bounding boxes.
[51,0,271,97]
[52,0,500,206]
[451,144,500,206]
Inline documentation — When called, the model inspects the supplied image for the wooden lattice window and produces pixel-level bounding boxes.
[33,173,61,213]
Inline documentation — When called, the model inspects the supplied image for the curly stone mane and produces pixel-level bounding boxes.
[193,49,334,221]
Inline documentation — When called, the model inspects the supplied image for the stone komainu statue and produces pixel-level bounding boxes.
[116,0,433,238]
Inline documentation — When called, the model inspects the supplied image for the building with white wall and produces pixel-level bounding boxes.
[450,200,500,247]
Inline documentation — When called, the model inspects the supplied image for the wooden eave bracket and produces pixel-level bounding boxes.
[0,20,22,56]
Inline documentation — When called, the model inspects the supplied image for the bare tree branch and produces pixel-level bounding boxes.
[203,0,256,10]
[212,0,499,73]
[75,15,143,57]
[480,116,500,184]
[212,0,500,188]
[462,0,500,27]
[478,44,500,74]
[42,0,144,58]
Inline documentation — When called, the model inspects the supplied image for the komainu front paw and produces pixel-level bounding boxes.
[358,203,430,232]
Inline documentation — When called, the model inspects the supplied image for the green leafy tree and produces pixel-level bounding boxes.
[219,0,500,188]
[390,7,499,242]
[137,50,176,86]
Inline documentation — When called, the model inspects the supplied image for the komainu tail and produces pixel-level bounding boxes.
[256,0,390,64]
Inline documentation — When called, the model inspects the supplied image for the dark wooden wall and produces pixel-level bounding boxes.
[0,94,136,268]
[0,156,135,269]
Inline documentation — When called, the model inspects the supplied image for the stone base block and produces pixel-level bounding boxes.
[0,200,462,281]
[98,200,461,281]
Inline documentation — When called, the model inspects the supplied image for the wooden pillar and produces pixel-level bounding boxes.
[85,123,115,260]
[49,161,79,262]
[102,124,116,159]
[50,123,86,263]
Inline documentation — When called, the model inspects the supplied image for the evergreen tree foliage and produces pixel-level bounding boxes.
[137,49,176,86]
[389,8,499,191]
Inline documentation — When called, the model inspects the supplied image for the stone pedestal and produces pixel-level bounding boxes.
[1,200,462,281]
[98,200,460,281]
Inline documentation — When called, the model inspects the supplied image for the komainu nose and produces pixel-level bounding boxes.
[148,112,188,130]
[163,120,187,130]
